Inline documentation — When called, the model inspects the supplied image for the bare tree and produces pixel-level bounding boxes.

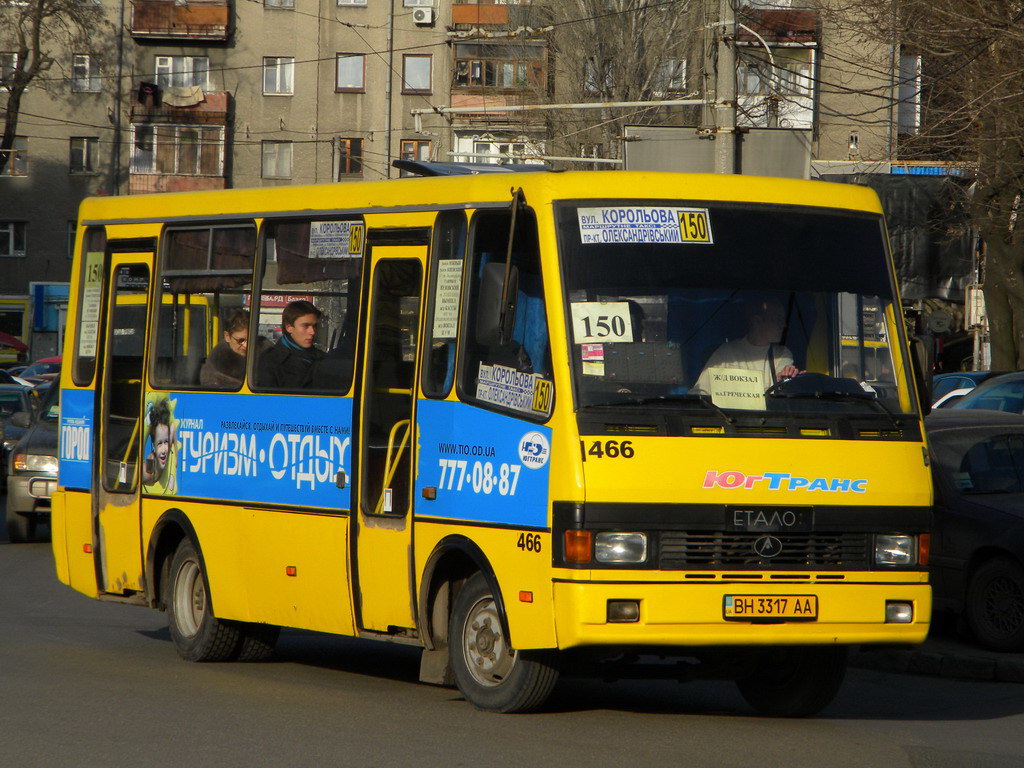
[0,0,103,174]
[816,1,1024,368]
[537,0,704,164]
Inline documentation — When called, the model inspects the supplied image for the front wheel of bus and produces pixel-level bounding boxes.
[167,539,241,662]
[449,572,559,713]
[736,646,847,717]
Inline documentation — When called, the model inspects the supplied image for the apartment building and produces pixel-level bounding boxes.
[1,0,907,355]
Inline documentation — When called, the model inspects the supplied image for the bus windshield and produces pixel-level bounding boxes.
[557,200,914,418]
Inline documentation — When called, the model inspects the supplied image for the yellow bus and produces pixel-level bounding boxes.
[53,167,932,716]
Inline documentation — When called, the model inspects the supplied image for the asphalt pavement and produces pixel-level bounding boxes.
[852,612,1024,684]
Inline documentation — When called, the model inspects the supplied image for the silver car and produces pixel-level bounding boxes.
[6,383,58,542]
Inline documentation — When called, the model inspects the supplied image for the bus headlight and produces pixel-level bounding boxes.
[13,453,58,472]
[594,532,648,564]
[875,535,916,566]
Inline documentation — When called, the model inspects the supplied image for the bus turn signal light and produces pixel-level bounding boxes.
[918,534,930,566]
[564,530,592,563]
[286,566,297,577]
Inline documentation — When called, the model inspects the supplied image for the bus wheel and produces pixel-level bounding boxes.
[167,539,240,662]
[234,623,280,662]
[736,646,846,717]
[449,572,558,713]
[966,557,1024,652]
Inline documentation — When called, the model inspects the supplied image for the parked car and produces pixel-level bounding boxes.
[932,371,1008,407]
[927,408,1024,651]
[6,382,58,542]
[0,384,35,490]
[19,356,61,385]
[0,368,32,388]
[950,371,1024,414]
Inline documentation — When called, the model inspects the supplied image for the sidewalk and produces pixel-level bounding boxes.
[852,625,1024,684]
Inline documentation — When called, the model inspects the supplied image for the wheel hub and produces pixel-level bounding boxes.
[463,596,515,687]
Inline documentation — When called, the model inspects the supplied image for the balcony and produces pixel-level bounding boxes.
[450,3,543,32]
[130,90,229,125]
[130,0,230,42]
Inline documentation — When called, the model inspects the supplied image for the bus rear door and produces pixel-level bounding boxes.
[354,233,428,633]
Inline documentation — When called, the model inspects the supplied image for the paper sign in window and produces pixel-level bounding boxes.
[707,368,766,411]
[431,259,462,339]
[570,302,634,344]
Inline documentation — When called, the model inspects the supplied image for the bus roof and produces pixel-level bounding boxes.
[77,171,883,226]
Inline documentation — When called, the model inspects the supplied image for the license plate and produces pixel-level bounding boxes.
[723,595,818,621]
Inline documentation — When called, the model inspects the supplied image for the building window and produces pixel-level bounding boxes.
[402,54,432,94]
[336,54,365,92]
[0,222,27,258]
[654,58,686,93]
[70,137,99,173]
[67,221,77,259]
[399,139,431,175]
[403,0,431,6]
[265,0,294,7]
[337,0,367,5]
[0,137,27,176]
[454,43,545,90]
[899,53,921,135]
[583,57,612,95]
[262,140,293,179]
[131,125,224,176]
[154,55,209,90]
[335,138,362,177]
[0,52,17,89]
[72,54,100,92]
[263,57,294,95]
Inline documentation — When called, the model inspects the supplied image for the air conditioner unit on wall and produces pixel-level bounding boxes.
[413,7,433,26]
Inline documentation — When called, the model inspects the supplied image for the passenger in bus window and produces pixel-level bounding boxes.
[693,296,801,393]
[200,309,251,389]
[257,300,326,389]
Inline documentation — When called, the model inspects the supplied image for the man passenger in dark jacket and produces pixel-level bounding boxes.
[257,300,326,389]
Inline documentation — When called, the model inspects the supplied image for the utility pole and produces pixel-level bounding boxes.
[714,0,737,174]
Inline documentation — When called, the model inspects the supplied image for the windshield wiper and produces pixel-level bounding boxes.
[583,393,734,425]
[769,387,904,430]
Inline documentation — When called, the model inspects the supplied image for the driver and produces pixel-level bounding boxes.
[694,297,801,393]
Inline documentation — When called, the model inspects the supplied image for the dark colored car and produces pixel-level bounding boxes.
[0,383,34,489]
[927,408,1024,651]
[950,371,1024,414]
[6,382,58,542]
[933,371,1008,402]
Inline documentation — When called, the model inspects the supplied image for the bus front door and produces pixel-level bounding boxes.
[92,257,152,596]
[354,245,426,634]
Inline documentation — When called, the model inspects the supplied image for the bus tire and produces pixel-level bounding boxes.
[167,539,240,662]
[449,572,558,713]
[233,623,280,662]
[736,646,846,717]
[966,556,1024,652]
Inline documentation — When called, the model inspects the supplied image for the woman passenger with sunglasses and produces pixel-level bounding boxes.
[200,308,252,389]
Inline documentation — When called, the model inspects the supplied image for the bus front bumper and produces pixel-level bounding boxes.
[552,578,931,649]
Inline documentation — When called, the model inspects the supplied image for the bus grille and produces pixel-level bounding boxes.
[658,531,870,569]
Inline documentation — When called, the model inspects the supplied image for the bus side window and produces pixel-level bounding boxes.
[422,210,467,398]
[253,219,364,394]
[152,225,256,391]
[458,208,553,419]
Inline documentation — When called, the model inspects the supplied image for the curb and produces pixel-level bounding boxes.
[852,642,1024,684]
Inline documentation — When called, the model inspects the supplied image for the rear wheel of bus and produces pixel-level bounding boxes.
[167,538,242,662]
[449,572,559,713]
[735,646,847,717]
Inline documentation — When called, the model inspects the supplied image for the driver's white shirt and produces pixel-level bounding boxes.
[694,337,794,394]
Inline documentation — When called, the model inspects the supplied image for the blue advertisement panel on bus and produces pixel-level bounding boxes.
[60,389,354,509]
[415,399,551,529]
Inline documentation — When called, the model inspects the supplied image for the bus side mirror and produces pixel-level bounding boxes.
[909,335,932,415]
[476,262,519,347]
